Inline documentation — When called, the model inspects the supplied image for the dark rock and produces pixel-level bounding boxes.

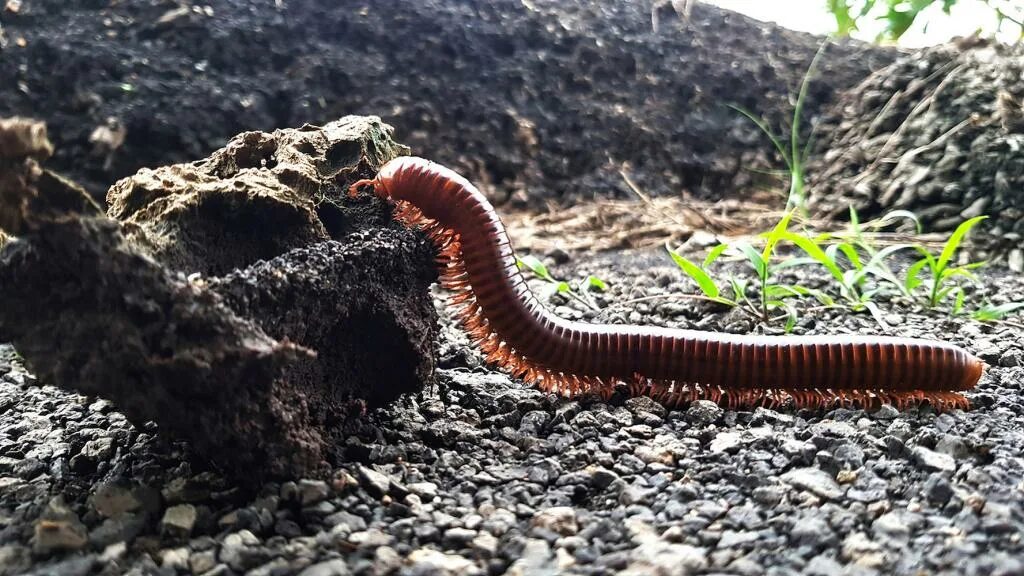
[0,117,438,483]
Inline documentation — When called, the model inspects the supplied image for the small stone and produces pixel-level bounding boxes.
[160,547,190,570]
[805,554,844,576]
[685,400,722,425]
[872,510,921,538]
[89,513,147,547]
[161,504,197,538]
[298,559,351,576]
[33,497,88,555]
[781,468,844,500]
[1007,248,1023,273]
[718,530,760,547]
[80,437,115,460]
[935,434,970,459]
[923,473,954,504]
[872,404,899,420]
[791,516,835,547]
[408,482,438,500]
[324,510,367,532]
[100,542,127,563]
[90,483,142,518]
[443,527,477,546]
[840,532,885,568]
[551,401,582,426]
[297,479,330,505]
[912,446,956,472]
[586,465,619,490]
[532,506,578,536]
[33,518,88,554]
[190,550,218,574]
[624,396,667,418]
[810,420,856,438]
[471,531,499,556]
[999,349,1023,367]
[407,548,482,576]
[357,465,392,498]
[710,431,743,454]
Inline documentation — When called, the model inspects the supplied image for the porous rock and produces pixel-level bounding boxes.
[0,116,437,482]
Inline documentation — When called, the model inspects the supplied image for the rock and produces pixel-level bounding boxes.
[443,527,477,547]
[935,434,971,459]
[297,479,330,505]
[872,510,921,538]
[710,431,743,454]
[33,498,88,555]
[219,530,262,571]
[357,466,392,498]
[470,532,499,557]
[161,504,197,538]
[0,117,438,483]
[587,466,620,490]
[408,482,439,500]
[781,468,844,500]
[532,507,579,536]
[923,473,954,504]
[685,400,722,425]
[718,530,760,547]
[406,549,482,576]
[871,404,899,420]
[790,516,836,548]
[505,539,559,576]
[624,396,667,419]
[625,519,708,574]
[1008,249,1024,273]
[190,551,218,574]
[159,547,190,571]
[78,437,114,462]
[912,446,956,473]
[89,513,147,548]
[840,532,886,568]
[298,559,351,576]
[90,483,143,518]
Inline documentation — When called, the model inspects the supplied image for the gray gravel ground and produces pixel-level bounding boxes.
[1,246,1023,575]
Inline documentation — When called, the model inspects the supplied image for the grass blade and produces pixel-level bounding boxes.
[517,255,550,280]
[936,216,987,273]
[667,246,720,299]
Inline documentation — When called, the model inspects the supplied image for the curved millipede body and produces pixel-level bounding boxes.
[350,156,984,411]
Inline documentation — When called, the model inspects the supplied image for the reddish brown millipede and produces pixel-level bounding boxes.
[350,156,984,410]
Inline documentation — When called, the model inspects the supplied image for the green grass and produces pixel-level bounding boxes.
[516,255,607,311]
[666,207,1022,331]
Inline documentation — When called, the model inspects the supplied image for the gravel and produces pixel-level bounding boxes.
[1,246,1023,575]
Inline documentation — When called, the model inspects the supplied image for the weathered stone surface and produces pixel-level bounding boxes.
[0,116,437,482]
[106,116,407,275]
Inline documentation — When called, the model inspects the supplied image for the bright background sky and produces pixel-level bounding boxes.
[705,0,1023,47]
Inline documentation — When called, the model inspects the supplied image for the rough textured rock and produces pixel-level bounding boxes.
[810,41,1024,256]
[107,116,406,275]
[0,116,437,482]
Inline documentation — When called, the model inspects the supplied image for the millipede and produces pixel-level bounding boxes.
[350,156,984,411]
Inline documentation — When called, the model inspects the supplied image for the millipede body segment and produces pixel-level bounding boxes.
[350,156,984,411]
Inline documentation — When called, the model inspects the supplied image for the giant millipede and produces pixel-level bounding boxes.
[350,156,984,411]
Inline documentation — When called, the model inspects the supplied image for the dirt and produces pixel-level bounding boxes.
[808,41,1024,262]
[0,0,895,206]
[0,116,439,483]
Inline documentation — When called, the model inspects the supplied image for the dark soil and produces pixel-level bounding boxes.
[808,41,1024,262]
[0,0,894,204]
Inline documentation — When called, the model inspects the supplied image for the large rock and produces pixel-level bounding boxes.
[0,116,437,482]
